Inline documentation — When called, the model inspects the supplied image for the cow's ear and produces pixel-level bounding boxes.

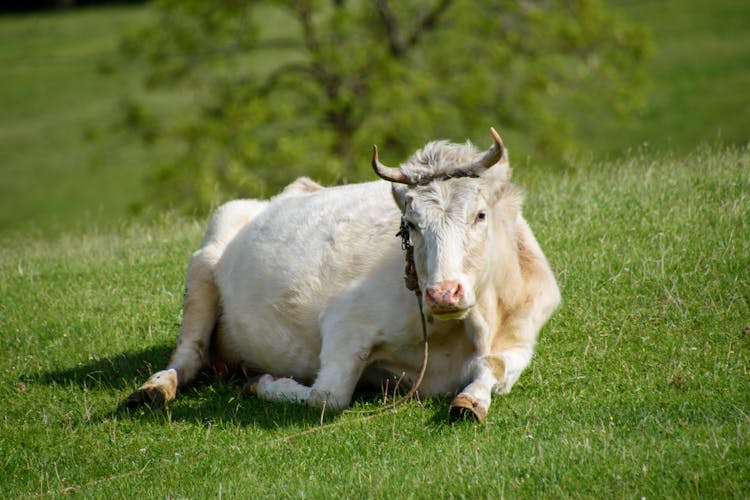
[391,184,409,213]
[482,163,511,205]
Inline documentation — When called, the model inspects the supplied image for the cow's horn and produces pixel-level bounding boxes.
[372,145,409,184]
[477,127,505,169]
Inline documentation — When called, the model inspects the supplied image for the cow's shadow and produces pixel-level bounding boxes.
[30,345,449,429]
[28,344,173,390]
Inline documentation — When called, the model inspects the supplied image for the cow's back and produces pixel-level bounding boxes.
[214,180,403,379]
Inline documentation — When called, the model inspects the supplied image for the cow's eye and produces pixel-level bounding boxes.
[475,210,487,223]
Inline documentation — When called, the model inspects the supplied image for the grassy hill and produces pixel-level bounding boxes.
[1,3,748,496]
[0,1,748,236]
[1,147,747,496]
[0,6,186,237]
[597,0,750,156]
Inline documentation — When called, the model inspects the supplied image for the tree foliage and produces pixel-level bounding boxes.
[121,0,649,211]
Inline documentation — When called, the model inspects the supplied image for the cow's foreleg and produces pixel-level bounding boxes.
[449,306,500,422]
[450,345,534,422]
[451,285,558,421]
[246,374,312,405]
[127,246,220,407]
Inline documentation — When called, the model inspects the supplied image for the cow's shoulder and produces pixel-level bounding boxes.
[276,177,324,198]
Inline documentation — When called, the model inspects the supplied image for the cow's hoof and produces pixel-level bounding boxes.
[126,386,167,409]
[241,375,264,397]
[449,394,487,423]
[242,374,279,398]
[127,369,178,409]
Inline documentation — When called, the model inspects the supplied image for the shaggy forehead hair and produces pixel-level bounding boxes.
[399,140,487,185]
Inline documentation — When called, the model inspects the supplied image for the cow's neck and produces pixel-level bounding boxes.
[490,209,523,311]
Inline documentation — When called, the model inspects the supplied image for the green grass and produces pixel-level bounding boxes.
[1,147,748,497]
[1,2,748,496]
[0,5,188,237]
[1,2,749,237]
[596,0,750,156]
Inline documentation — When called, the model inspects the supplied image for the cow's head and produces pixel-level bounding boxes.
[373,128,515,320]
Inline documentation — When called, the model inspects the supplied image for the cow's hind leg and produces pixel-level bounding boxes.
[245,351,367,412]
[127,245,220,408]
[246,311,372,411]
[127,200,269,408]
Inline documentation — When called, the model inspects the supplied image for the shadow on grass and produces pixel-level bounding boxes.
[117,386,329,431]
[30,345,455,429]
[27,344,173,389]
[119,381,456,430]
[110,383,455,431]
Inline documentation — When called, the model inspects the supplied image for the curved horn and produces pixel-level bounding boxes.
[477,127,505,169]
[372,145,409,184]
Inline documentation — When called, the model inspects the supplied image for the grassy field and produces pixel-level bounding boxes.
[1,146,748,497]
[598,0,750,156]
[0,1,749,236]
[0,5,188,237]
[1,1,748,497]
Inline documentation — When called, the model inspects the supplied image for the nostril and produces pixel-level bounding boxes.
[425,287,440,306]
[426,282,463,308]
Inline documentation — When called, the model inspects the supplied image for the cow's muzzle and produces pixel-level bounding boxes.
[425,281,470,319]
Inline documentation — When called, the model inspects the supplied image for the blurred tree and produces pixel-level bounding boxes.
[120,0,649,211]
[0,0,145,12]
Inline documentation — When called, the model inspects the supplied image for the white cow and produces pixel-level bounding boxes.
[127,129,560,421]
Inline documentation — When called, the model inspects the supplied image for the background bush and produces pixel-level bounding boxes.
[118,0,650,210]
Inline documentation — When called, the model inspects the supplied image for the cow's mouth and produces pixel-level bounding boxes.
[430,306,471,321]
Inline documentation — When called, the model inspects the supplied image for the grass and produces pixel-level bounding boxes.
[0,1,749,237]
[1,2,748,496]
[0,5,189,237]
[1,146,748,497]
[596,0,750,156]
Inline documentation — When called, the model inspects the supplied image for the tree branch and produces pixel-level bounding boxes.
[259,62,316,95]
[251,38,305,52]
[405,0,453,50]
[295,1,333,88]
[374,0,454,58]
[296,1,320,54]
[373,0,406,57]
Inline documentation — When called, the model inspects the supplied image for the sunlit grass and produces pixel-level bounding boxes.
[0,6,189,237]
[1,2,749,237]
[1,147,747,497]
[592,0,750,156]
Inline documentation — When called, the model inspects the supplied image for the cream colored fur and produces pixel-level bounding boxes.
[129,143,560,420]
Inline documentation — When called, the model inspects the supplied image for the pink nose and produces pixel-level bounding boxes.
[425,281,463,310]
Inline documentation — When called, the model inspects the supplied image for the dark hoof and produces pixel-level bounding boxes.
[126,387,166,409]
[449,394,487,423]
[241,375,265,397]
